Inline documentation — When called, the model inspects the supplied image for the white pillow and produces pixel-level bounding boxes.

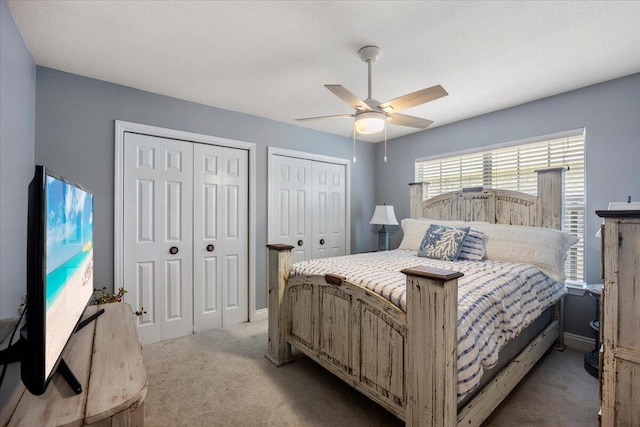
[399,218,488,251]
[471,223,579,283]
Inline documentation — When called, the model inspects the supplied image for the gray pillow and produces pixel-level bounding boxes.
[418,225,469,261]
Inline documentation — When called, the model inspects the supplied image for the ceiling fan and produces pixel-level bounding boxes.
[296,46,448,135]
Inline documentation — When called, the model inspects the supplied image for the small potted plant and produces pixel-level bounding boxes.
[92,286,146,316]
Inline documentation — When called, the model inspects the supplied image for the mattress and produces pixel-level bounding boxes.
[290,249,567,399]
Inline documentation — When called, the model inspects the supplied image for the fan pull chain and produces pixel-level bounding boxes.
[384,121,388,163]
[352,121,357,163]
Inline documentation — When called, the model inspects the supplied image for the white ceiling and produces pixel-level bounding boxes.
[7,1,640,143]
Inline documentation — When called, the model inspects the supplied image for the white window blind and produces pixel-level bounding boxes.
[415,133,585,283]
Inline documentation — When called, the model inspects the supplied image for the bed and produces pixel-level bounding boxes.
[266,167,573,426]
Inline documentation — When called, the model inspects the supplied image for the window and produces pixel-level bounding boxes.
[415,131,585,283]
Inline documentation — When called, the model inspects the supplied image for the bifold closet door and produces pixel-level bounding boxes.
[123,132,194,344]
[311,161,346,259]
[269,155,313,264]
[193,143,249,331]
[124,133,249,344]
[269,154,346,263]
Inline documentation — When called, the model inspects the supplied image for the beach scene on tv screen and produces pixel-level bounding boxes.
[45,175,94,379]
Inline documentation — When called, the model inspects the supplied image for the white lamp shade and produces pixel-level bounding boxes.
[369,205,398,225]
[355,112,385,134]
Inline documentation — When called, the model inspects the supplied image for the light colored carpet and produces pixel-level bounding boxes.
[143,320,598,427]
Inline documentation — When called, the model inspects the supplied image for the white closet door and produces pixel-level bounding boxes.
[193,144,249,331]
[123,132,194,344]
[269,155,313,264]
[311,162,346,259]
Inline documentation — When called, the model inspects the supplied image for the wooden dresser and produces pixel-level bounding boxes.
[0,303,147,427]
[596,210,640,426]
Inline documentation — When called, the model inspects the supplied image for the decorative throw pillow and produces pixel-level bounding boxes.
[399,218,488,251]
[418,225,470,261]
[458,229,486,261]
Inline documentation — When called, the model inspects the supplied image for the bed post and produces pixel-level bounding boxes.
[535,167,566,350]
[409,182,429,219]
[265,244,294,366]
[402,266,463,427]
[535,167,564,230]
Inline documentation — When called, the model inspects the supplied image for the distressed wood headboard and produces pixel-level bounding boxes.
[409,167,565,230]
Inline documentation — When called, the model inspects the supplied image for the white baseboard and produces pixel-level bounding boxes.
[564,332,595,352]
[253,308,268,322]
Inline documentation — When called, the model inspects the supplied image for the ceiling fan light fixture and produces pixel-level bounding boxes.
[296,46,446,134]
[355,111,385,134]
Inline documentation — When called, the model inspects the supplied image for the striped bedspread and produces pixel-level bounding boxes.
[290,249,567,399]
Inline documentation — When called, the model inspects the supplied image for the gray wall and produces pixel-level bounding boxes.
[34,67,377,311]
[0,1,36,318]
[375,73,640,336]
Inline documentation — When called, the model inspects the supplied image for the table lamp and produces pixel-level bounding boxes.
[369,205,398,251]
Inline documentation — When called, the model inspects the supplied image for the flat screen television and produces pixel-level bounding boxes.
[19,165,95,395]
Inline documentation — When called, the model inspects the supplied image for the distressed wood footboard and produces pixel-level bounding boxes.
[266,244,462,423]
[286,273,409,417]
[266,244,561,427]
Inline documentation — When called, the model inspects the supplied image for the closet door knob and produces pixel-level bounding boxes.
[319,239,325,245]
[297,240,303,246]
[169,246,179,255]
[206,244,215,252]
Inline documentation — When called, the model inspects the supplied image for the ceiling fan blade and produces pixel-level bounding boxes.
[295,114,354,122]
[387,113,434,129]
[378,85,448,113]
[325,85,371,111]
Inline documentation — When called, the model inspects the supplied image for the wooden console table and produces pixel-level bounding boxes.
[0,303,147,427]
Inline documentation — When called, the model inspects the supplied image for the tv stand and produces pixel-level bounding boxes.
[76,307,104,333]
[0,308,106,396]
[55,307,107,395]
[0,303,146,426]
[44,307,107,396]
[56,358,81,395]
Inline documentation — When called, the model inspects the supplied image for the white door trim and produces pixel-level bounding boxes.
[114,120,259,322]
[267,146,351,255]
